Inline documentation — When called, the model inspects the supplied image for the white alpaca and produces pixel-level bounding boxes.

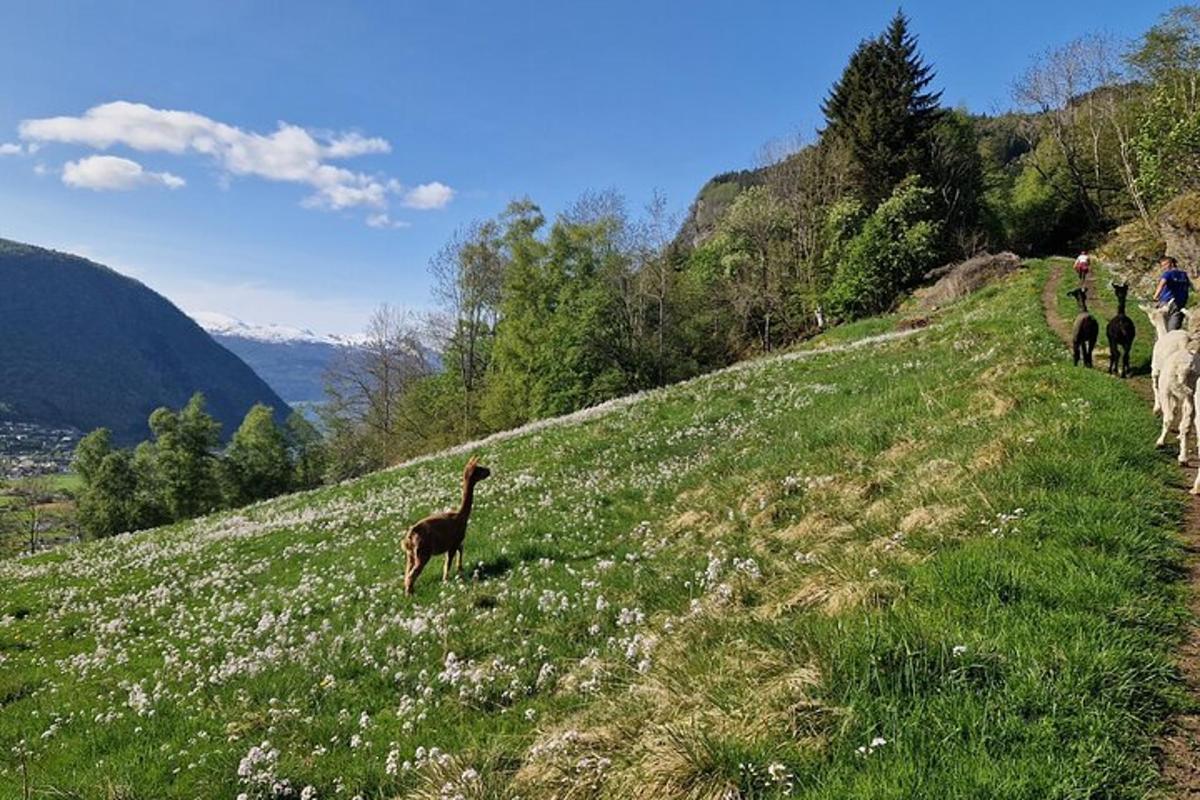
[1157,344,1200,464]
[1142,302,1189,414]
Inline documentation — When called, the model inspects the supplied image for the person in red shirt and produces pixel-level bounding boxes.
[1073,251,1091,282]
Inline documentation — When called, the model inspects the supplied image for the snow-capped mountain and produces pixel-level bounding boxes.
[192,311,365,347]
[192,311,362,405]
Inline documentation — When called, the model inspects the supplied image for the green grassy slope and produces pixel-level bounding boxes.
[0,263,1188,799]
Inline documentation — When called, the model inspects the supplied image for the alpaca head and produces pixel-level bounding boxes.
[1111,282,1128,302]
[1140,301,1168,322]
[464,456,491,484]
[1067,287,1088,309]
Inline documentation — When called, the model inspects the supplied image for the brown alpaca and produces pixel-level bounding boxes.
[404,456,491,595]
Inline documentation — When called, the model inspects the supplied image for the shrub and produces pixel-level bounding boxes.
[825,178,941,319]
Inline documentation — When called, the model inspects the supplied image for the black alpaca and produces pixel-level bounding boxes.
[1068,287,1099,367]
[1106,282,1136,378]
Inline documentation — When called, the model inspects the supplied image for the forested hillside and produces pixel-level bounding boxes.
[0,238,288,442]
[311,7,1200,485]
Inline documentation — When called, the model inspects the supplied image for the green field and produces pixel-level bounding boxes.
[0,262,1188,798]
[0,473,80,558]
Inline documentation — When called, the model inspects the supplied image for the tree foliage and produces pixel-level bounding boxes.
[222,404,293,506]
[825,179,942,319]
[74,393,325,537]
[822,12,943,206]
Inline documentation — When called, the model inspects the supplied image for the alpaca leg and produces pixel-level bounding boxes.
[1108,336,1117,374]
[1086,340,1095,368]
[457,547,465,575]
[403,548,414,594]
[1182,395,1195,465]
[407,556,428,594]
[1123,346,1131,379]
[443,552,453,581]
[1158,391,1175,448]
[1073,342,1081,367]
[1192,394,1200,493]
[1153,371,1162,413]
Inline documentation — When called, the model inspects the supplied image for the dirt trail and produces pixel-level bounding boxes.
[1041,261,1200,794]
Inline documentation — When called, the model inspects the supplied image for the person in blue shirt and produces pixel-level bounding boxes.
[1155,256,1193,331]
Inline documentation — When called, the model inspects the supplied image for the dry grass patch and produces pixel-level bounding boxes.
[899,503,963,535]
[879,437,922,464]
[516,645,828,800]
[971,436,1012,471]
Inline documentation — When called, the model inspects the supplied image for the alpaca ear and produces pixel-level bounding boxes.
[466,455,478,469]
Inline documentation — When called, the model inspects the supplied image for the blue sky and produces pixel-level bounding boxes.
[0,0,1176,334]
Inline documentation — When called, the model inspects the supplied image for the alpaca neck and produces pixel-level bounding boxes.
[1116,296,1127,316]
[1148,313,1166,337]
[458,477,476,519]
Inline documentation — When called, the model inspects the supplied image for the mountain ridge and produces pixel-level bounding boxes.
[0,237,290,443]
[191,310,366,347]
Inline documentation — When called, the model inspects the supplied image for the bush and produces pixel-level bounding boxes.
[825,179,942,319]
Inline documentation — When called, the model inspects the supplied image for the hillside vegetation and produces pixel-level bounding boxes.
[331,7,1200,479]
[0,263,1187,798]
[0,238,288,443]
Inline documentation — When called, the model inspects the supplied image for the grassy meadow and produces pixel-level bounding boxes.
[0,262,1189,798]
[0,474,81,559]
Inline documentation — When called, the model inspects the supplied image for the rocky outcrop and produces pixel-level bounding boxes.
[916,251,1022,308]
[674,169,765,249]
[1161,192,1200,268]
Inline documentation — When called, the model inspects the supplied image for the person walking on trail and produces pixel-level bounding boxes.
[1155,255,1193,331]
[1074,251,1091,282]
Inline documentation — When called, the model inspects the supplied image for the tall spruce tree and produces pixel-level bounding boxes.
[821,11,943,206]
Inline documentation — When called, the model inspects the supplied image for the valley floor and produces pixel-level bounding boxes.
[0,262,1192,799]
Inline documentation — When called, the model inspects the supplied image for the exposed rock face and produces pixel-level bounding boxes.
[674,169,764,249]
[916,251,1022,309]
[1161,193,1200,269]
[1098,218,1165,267]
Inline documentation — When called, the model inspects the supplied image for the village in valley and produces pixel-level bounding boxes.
[0,420,80,479]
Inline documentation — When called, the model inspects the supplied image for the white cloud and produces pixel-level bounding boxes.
[366,212,411,229]
[0,142,23,155]
[62,155,185,191]
[398,181,455,210]
[19,101,452,219]
[323,132,391,158]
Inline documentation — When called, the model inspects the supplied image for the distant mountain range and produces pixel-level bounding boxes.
[194,312,355,405]
[191,311,365,347]
[0,237,289,443]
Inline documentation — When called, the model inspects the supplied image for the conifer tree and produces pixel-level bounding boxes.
[821,11,943,205]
